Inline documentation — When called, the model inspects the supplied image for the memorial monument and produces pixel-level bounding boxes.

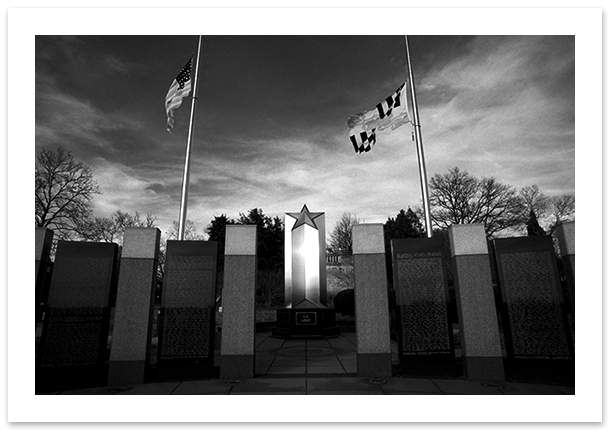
[272,204,339,338]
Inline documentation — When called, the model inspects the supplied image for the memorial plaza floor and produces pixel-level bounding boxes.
[48,331,575,395]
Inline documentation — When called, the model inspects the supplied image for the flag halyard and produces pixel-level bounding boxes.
[165,57,193,133]
[348,82,411,153]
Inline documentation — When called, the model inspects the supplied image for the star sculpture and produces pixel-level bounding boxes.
[287,204,324,231]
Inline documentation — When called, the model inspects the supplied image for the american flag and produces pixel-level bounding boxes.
[165,58,193,133]
[348,82,411,153]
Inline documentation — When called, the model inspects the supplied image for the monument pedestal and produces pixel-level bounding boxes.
[272,308,340,339]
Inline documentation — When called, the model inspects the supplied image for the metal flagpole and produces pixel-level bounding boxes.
[404,35,433,239]
[178,35,203,240]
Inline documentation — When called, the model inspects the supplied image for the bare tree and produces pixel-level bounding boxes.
[429,167,524,237]
[547,194,575,234]
[519,184,575,235]
[35,147,100,240]
[166,219,205,241]
[329,212,360,256]
[77,210,157,244]
[520,184,550,216]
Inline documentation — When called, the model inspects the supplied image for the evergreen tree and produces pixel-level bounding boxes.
[383,208,425,288]
[384,208,424,240]
[526,209,547,236]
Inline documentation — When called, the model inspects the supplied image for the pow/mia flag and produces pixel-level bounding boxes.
[347,82,411,153]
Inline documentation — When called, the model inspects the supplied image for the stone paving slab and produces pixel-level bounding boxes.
[306,377,385,394]
[171,380,232,395]
[552,385,575,395]
[114,382,182,395]
[228,377,306,394]
[306,367,346,374]
[230,391,304,395]
[267,367,306,375]
[499,382,572,395]
[380,378,444,395]
[308,390,384,395]
[56,386,114,395]
[430,379,506,395]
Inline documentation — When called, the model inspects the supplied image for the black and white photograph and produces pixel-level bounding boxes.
[5,5,602,425]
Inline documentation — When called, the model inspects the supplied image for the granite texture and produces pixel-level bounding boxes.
[225,225,257,256]
[448,223,488,256]
[555,221,575,257]
[494,236,574,384]
[37,241,118,392]
[220,355,255,379]
[35,227,54,262]
[555,222,575,314]
[449,224,504,380]
[121,228,161,259]
[36,227,54,323]
[46,242,118,308]
[110,259,156,362]
[452,255,503,358]
[452,255,505,380]
[356,353,392,378]
[158,241,217,371]
[221,255,256,356]
[353,254,391,355]
[462,357,505,381]
[352,224,385,254]
[107,360,146,386]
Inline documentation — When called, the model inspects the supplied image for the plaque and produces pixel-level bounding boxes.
[157,240,218,380]
[36,241,118,393]
[391,237,456,377]
[296,312,317,325]
[494,236,574,384]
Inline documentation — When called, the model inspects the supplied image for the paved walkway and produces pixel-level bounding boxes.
[46,332,574,395]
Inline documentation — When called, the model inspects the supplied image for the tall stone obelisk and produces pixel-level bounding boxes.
[284,204,327,308]
[273,204,339,338]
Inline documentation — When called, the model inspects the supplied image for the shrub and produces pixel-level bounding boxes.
[333,288,355,316]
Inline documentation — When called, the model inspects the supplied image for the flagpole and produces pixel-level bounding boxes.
[178,35,202,241]
[404,36,433,239]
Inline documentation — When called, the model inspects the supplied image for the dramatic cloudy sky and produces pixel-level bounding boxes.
[34,33,575,238]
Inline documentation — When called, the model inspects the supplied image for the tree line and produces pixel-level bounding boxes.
[36,146,574,260]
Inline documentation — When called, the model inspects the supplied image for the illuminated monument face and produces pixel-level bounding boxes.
[284,204,327,308]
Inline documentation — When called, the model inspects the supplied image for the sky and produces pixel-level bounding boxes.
[10,6,603,424]
[34,33,575,239]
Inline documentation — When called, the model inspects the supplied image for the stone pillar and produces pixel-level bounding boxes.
[555,221,575,315]
[108,227,161,386]
[220,225,257,379]
[35,227,54,324]
[448,224,504,381]
[352,224,392,378]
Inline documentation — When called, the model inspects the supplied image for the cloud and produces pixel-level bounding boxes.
[35,76,138,152]
[418,36,574,195]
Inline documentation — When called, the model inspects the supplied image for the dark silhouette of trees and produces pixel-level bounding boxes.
[429,167,524,237]
[206,208,284,307]
[77,210,157,244]
[237,208,283,272]
[520,184,575,235]
[383,208,424,286]
[384,208,424,241]
[35,147,100,240]
[526,209,546,236]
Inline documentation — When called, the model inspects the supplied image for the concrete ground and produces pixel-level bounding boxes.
[44,332,574,395]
